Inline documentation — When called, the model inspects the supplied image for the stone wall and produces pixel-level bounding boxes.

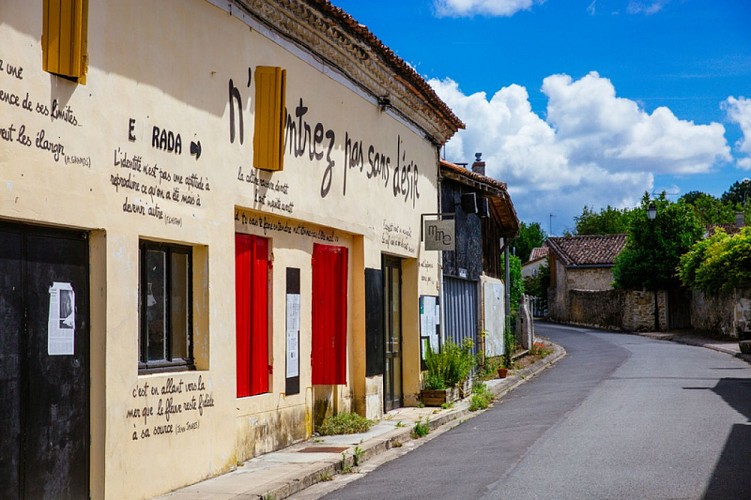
[691,288,751,338]
[623,289,667,332]
[569,289,625,330]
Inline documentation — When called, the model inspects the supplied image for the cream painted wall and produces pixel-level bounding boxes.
[0,1,442,498]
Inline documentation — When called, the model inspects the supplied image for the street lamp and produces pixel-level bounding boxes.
[647,201,658,331]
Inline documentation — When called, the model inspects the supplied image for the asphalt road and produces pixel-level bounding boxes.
[320,323,751,500]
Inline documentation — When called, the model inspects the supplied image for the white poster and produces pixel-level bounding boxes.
[286,294,300,378]
[48,282,75,355]
[420,296,440,353]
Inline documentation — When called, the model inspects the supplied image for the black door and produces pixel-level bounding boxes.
[383,256,402,412]
[0,222,90,500]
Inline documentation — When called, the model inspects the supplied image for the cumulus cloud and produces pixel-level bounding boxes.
[433,0,542,17]
[430,72,730,231]
[723,96,751,169]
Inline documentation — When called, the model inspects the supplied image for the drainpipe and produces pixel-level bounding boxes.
[438,165,446,348]
[504,242,510,336]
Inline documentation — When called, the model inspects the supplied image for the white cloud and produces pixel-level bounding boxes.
[723,96,751,170]
[627,1,669,15]
[433,0,542,17]
[430,72,731,231]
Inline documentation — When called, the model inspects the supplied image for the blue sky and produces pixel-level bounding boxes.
[331,0,751,235]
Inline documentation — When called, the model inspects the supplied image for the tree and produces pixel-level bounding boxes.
[679,227,751,294]
[501,254,524,314]
[574,205,633,235]
[523,262,550,299]
[613,193,703,291]
[679,191,734,226]
[512,222,546,263]
[721,178,751,207]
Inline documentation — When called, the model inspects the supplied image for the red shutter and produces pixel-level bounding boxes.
[235,233,269,397]
[312,244,348,385]
[249,236,269,395]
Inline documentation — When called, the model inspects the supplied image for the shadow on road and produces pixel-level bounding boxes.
[703,378,751,499]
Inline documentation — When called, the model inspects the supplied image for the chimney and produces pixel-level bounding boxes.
[736,212,746,228]
[471,152,485,176]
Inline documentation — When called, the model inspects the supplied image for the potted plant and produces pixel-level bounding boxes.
[420,339,475,406]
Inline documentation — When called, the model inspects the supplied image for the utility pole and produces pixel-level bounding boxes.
[549,213,554,237]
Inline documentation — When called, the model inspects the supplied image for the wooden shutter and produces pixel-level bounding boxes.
[235,234,269,397]
[42,0,88,80]
[312,244,348,385]
[253,66,286,171]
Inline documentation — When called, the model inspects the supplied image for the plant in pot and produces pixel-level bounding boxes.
[420,339,475,406]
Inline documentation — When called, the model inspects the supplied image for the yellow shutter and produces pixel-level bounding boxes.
[253,66,286,171]
[42,0,88,81]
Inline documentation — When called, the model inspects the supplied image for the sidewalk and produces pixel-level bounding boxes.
[635,329,751,363]
[156,342,567,500]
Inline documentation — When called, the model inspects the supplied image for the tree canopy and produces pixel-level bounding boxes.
[613,193,703,291]
[679,227,751,294]
[512,221,546,263]
[574,205,633,235]
[721,178,751,206]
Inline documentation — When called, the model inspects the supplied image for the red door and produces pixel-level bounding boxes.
[235,234,270,397]
[312,243,348,385]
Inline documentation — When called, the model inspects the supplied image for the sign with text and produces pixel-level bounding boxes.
[424,219,454,251]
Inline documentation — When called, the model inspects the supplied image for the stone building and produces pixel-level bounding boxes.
[0,1,463,498]
[545,234,627,323]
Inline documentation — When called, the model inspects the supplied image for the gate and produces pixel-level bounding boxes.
[443,276,478,353]
[667,287,692,330]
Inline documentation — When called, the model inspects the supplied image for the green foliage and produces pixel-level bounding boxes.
[574,205,634,235]
[423,339,475,390]
[523,262,550,298]
[679,191,735,226]
[503,326,516,369]
[318,412,374,436]
[721,178,751,206]
[469,382,493,411]
[679,227,751,293]
[530,340,552,358]
[512,221,546,262]
[501,254,524,313]
[411,418,430,439]
[477,355,505,380]
[613,193,703,291]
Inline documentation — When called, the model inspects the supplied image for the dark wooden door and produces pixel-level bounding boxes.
[0,223,90,500]
[383,256,402,412]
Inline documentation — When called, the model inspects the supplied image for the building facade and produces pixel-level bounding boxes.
[0,1,462,498]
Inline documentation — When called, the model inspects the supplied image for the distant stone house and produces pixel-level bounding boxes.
[522,246,549,279]
[546,234,627,322]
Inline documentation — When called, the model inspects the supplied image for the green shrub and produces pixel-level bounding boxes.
[469,381,493,411]
[318,412,373,436]
[411,418,430,439]
[423,338,475,390]
[679,226,751,293]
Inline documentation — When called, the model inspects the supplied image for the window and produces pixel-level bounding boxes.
[253,66,286,171]
[42,0,88,82]
[235,234,270,397]
[139,241,193,372]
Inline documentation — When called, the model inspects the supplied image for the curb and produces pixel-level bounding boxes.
[262,341,567,499]
[634,331,751,364]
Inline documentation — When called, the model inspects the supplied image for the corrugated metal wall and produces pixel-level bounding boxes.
[444,277,478,353]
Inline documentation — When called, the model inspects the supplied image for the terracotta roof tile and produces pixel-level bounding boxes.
[528,247,549,262]
[545,234,627,267]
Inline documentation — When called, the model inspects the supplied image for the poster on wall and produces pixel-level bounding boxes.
[286,294,300,378]
[48,282,75,355]
[419,295,440,363]
[286,268,301,395]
